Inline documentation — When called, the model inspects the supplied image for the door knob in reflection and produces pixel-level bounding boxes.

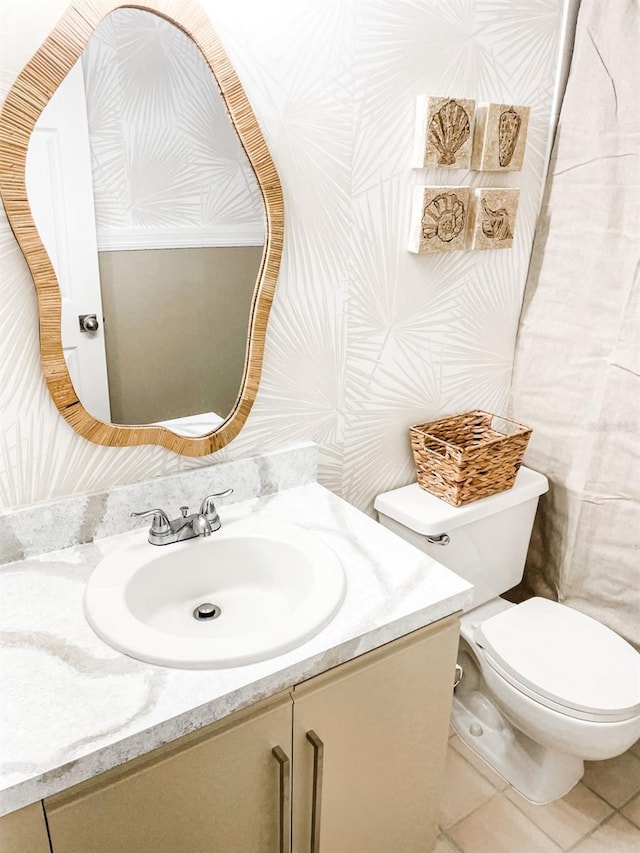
[79,313,99,333]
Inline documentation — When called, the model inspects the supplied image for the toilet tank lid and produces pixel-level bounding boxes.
[374,466,548,536]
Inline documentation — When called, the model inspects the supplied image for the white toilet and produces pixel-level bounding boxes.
[375,467,640,803]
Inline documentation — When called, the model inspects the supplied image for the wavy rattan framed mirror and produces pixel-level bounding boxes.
[0,0,283,456]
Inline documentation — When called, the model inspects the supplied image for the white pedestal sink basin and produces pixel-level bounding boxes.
[84,519,346,669]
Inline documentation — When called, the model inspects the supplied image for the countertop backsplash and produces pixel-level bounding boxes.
[0,444,317,565]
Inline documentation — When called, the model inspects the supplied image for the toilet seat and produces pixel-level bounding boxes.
[475,598,640,723]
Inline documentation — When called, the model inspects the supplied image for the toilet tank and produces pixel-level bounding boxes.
[374,467,549,610]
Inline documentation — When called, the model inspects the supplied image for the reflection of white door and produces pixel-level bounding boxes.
[25,61,111,423]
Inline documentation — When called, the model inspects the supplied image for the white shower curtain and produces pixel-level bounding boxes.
[510,0,640,645]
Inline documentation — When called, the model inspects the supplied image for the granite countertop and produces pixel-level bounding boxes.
[0,482,473,817]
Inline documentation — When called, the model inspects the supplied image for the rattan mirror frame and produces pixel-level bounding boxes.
[0,0,283,456]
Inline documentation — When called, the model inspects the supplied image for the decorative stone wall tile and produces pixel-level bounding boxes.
[411,96,476,169]
[468,188,520,251]
[408,186,470,253]
[471,103,530,171]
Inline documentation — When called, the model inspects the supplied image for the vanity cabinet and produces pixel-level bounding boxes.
[44,693,292,853]
[292,617,457,852]
[0,802,51,853]
[43,616,458,853]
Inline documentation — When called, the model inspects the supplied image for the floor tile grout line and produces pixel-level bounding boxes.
[617,787,640,811]
[563,810,627,852]
[440,827,465,853]
[439,740,506,833]
[441,787,566,852]
[440,796,640,852]
[502,783,613,851]
[580,777,640,811]
[440,740,640,850]
[441,741,640,851]
[620,795,640,830]
[439,789,502,834]
[440,741,548,838]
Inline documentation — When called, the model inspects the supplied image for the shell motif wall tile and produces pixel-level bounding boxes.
[471,103,531,171]
[408,186,470,254]
[468,188,520,251]
[412,96,476,169]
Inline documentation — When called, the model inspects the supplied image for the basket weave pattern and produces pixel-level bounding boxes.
[410,410,532,506]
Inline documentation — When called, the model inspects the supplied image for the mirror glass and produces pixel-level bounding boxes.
[25,7,265,437]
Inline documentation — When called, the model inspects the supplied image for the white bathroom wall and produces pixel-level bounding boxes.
[0,0,570,512]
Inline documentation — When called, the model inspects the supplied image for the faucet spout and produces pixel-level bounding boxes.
[192,514,212,537]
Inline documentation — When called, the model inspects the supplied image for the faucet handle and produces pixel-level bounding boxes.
[199,488,233,532]
[130,508,171,537]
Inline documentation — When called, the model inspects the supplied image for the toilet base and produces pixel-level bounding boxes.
[452,647,584,804]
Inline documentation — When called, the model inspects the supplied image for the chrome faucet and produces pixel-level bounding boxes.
[131,488,233,546]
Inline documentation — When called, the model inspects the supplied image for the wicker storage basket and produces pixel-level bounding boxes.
[410,410,532,506]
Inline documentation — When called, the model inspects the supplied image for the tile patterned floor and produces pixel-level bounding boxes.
[436,732,640,852]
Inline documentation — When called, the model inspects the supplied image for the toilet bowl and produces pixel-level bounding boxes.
[375,468,640,803]
[456,598,640,801]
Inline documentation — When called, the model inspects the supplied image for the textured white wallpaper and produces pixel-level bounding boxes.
[82,7,263,246]
[0,0,569,512]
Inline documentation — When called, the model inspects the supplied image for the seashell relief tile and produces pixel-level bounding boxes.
[472,103,531,172]
[408,186,470,253]
[468,188,520,251]
[412,96,476,169]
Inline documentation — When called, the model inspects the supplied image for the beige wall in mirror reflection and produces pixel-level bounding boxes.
[99,246,262,425]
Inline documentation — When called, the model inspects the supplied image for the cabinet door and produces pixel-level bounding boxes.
[292,617,459,853]
[0,803,51,853]
[45,692,292,853]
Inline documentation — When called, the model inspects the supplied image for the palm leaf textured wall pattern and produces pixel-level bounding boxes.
[1,0,569,511]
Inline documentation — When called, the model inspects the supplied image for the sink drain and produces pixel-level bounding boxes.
[193,603,222,621]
